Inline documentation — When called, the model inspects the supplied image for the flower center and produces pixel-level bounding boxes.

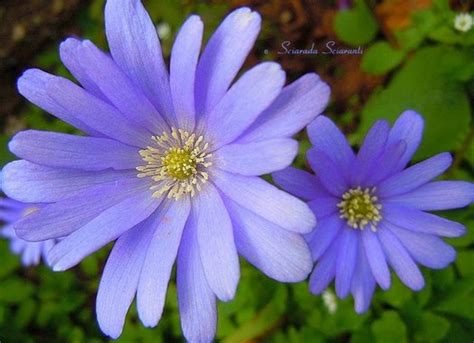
[337,187,382,231]
[136,128,212,200]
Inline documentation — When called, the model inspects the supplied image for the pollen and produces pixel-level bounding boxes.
[136,128,212,200]
[337,187,382,231]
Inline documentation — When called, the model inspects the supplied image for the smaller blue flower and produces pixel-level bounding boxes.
[273,111,474,312]
[1,173,54,266]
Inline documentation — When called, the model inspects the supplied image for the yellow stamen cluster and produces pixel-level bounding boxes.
[137,128,212,200]
[338,187,382,231]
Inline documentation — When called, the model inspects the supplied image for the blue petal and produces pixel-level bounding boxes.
[227,199,312,282]
[378,223,424,291]
[352,120,390,186]
[170,15,203,131]
[23,61,151,147]
[387,110,424,172]
[307,115,355,171]
[238,73,330,142]
[137,198,190,327]
[15,178,150,241]
[307,148,349,196]
[378,153,453,198]
[351,238,376,314]
[383,203,466,237]
[9,130,141,171]
[195,8,261,116]
[177,220,217,343]
[307,214,343,261]
[2,160,132,203]
[361,229,390,290]
[96,216,156,339]
[213,169,316,234]
[204,62,285,149]
[308,196,340,219]
[385,181,474,211]
[335,228,358,298]
[194,183,240,301]
[273,166,329,201]
[105,0,174,123]
[216,139,298,176]
[388,224,456,269]
[47,190,160,270]
[309,235,340,295]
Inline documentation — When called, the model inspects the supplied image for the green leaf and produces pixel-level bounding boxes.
[359,46,472,160]
[361,42,406,75]
[380,275,412,308]
[414,312,450,341]
[334,0,378,46]
[456,250,474,277]
[371,311,407,343]
[0,279,34,304]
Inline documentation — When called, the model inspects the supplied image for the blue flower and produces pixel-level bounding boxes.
[273,111,474,313]
[0,172,55,267]
[2,1,330,341]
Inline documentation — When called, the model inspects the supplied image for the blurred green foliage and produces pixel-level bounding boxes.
[0,0,473,342]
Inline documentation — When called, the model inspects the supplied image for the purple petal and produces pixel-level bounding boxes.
[60,38,108,101]
[383,203,466,237]
[194,183,239,301]
[273,166,328,201]
[137,198,191,327]
[0,209,20,222]
[361,229,390,289]
[238,73,330,143]
[170,15,203,131]
[365,140,406,186]
[378,153,453,198]
[48,189,160,271]
[377,223,424,291]
[388,224,456,269]
[307,214,343,261]
[351,239,376,313]
[216,139,297,176]
[9,130,141,171]
[309,236,340,295]
[387,110,424,172]
[17,69,101,136]
[195,8,261,115]
[307,115,355,170]
[204,62,285,149]
[308,196,340,219]
[213,169,316,234]
[385,181,474,211]
[96,216,155,339]
[18,67,151,147]
[226,199,312,282]
[105,0,173,123]
[335,228,358,298]
[307,148,349,196]
[62,39,168,133]
[2,160,132,203]
[15,178,149,241]
[352,120,389,186]
[177,220,217,343]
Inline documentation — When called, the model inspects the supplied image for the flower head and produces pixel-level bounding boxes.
[454,12,473,32]
[273,111,474,313]
[0,172,54,266]
[2,0,330,341]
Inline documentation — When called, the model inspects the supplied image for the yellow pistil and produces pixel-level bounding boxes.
[137,128,212,200]
[337,187,382,231]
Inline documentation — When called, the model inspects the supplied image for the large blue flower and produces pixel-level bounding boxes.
[273,111,474,313]
[1,1,330,341]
